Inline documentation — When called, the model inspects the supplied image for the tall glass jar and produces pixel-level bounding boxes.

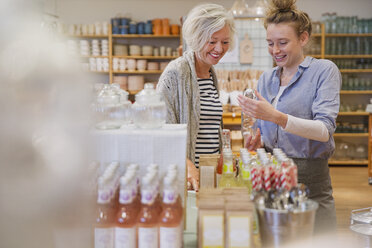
[132,83,166,129]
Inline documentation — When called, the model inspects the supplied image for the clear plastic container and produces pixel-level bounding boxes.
[132,83,166,129]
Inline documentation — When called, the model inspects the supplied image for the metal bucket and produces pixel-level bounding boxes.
[350,207,372,247]
[256,200,318,248]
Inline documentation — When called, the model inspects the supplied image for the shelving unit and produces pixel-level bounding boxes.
[318,24,372,171]
[66,25,181,86]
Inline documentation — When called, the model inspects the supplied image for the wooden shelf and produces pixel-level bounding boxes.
[113,70,163,74]
[340,90,372,94]
[306,54,322,58]
[81,55,109,58]
[89,71,109,74]
[112,55,178,59]
[312,33,322,37]
[338,112,370,116]
[128,90,141,95]
[329,160,369,165]
[66,34,109,38]
[333,133,369,137]
[325,55,372,59]
[222,112,242,125]
[325,33,372,37]
[340,69,372,73]
[112,34,180,38]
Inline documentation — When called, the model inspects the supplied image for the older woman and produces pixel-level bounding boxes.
[157,3,235,190]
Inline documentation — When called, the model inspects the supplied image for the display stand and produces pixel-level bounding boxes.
[92,124,187,203]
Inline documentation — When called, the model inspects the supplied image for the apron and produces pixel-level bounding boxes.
[292,158,337,234]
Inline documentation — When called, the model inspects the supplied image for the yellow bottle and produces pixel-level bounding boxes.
[218,149,238,188]
[240,152,253,193]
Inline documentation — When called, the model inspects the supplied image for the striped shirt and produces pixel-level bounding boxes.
[195,76,222,167]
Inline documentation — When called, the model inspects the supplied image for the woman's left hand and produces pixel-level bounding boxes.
[237,90,275,122]
[238,90,288,127]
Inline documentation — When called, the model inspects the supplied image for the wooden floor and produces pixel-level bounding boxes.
[330,166,372,230]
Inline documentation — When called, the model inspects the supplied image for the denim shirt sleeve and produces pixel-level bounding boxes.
[312,60,341,137]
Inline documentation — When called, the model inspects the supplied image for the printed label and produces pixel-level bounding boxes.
[160,226,181,248]
[138,227,158,248]
[119,189,132,204]
[202,215,224,248]
[223,162,234,174]
[94,227,114,248]
[228,216,251,248]
[163,189,177,204]
[115,227,136,248]
[97,189,111,204]
[141,189,155,205]
[242,168,251,180]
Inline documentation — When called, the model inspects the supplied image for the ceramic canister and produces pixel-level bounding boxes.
[137,22,145,34]
[129,45,141,56]
[147,62,159,70]
[136,60,147,71]
[129,22,137,34]
[142,45,153,56]
[127,59,136,71]
[145,22,152,34]
[128,76,145,91]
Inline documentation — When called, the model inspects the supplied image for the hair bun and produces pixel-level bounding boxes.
[270,0,296,13]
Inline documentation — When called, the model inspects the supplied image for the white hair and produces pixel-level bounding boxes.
[182,3,236,53]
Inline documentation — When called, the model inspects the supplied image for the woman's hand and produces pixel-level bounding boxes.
[186,159,199,191]
[244,128,263,151]
[237,90,288,128]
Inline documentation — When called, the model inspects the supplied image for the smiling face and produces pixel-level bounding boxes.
[196,25,230,67]
[266,23,308,70]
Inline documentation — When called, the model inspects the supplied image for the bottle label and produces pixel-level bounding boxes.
[223,162,234,174]
[160,226,181,248]
[202,215,224,248]
[119,189,133,204]
[94,227,114,248]
[228,216,251,248]
[141,189,155,205]
[163,189,177,204]
[115,227,136,248]
[97,189,111,204]
[242,167,251,180]
[138,227,158,248]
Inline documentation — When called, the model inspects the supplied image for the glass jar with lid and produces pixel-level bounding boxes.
[132,83,166,129]
[93,84,131,129]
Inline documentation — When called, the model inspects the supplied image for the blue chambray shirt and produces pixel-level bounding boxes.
[257,56,341,159]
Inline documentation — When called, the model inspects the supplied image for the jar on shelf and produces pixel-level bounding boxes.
[354,144,368,160]
[132,83,166,129]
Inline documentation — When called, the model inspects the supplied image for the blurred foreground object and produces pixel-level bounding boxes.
[0,0,93,247]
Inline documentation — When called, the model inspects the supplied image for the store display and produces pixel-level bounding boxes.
[93,162,183,248]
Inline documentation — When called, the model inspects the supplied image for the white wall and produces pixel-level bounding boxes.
[56,0,372,24]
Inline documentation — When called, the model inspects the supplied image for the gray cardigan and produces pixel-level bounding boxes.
[156,51,222,164]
